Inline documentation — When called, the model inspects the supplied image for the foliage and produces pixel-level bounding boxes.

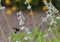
[1,0,60,10]
[11,28,46,42]
[0,0,60,42]
[0,0,47,10]
[10,0,60,42]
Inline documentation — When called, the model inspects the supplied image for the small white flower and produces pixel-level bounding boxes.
[8,36,11,39]
[24,36,33,40]
[8,36,11,42]
[26,0,29,3]
[51,4,59,13]
[16,40,19,42]
[20,26,26,30]
[50,20,57,25]
[44,0,48,8]
[43,34,48,37]
[41,17,47,22]
[27,31,31,35]
[46,14,51,18]
[24,2,27,5]
[24,36,29,40]
[56,16,60,19]
[17,13,19,16]
[0,7,5,9]
[27,5,31,9]
[24,27,31,34]
[17,11,25,26]
[50,21,53,25]
[17,11,23,16]
[24,0,29,4]
[19,20,24,25]
[25,28,30,31]
[54,21,57,24]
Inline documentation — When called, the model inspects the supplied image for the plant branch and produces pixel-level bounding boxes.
[0,24,7,42]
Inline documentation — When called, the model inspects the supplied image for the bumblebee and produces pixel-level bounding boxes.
[13,27,19,33]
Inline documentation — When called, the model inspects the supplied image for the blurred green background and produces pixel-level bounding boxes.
[1,0,60,10]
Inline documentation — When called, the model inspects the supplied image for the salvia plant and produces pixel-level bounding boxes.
[0,0,60,42]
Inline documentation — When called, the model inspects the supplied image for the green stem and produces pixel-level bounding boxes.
[0,24,7,42]
[30,9,36,28]
[2,9,11,35]
[37,21,44,29]
[2,9,11,42]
